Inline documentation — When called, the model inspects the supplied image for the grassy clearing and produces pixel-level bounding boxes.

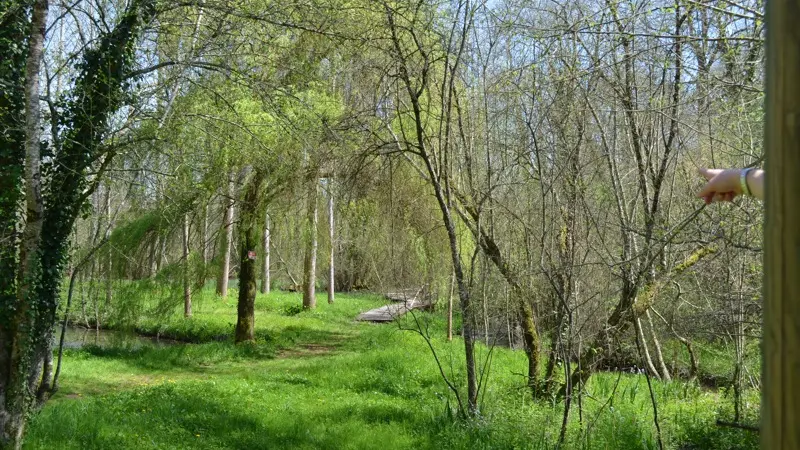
[26,290,759,449]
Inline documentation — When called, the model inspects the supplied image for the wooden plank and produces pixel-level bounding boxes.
[763,1,800,448]
[356,293,430,322]
[357,303,411,322]
[385,289,422,302]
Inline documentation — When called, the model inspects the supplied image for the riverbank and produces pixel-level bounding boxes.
[25,290,758,449]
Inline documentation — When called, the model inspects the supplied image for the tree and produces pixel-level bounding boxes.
[261,211,271,294]
[236,169,266,342]
[327,181,335,304]
[302,174,319,309]
[381,0,480,414]
[0,0,158,445]
[216,172,235,298]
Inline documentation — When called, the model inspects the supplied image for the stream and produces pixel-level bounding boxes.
[59,326,182,349]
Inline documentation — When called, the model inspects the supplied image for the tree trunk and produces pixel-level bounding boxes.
[4,0,157,443]
[260,211,270,294]
[302,178,319,309]
[482,269,489,343]
[445,217,477,414]
[1,1,49,446]
[0,12,29,444]
[544,307,567,394]
[235,171,265,343]
[153,234,163,275]
[384,3,477,415]
[447,271,454,342]
[183,213,191,318]
[635,316,660,379]
[35,340,52,403]
[451,196,542,396]
[216,173,234,298]
[646,310,671,381]
[104,184,112,306]
[148,236,157,277]
[201,202,209,265]
[327,188,334,304]
[517,293,542,392]
[562,246,714,396]
[79,270,89,327]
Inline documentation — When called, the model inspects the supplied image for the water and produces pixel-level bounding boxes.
[58,326,181,349]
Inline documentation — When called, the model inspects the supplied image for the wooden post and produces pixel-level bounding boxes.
[763,1,800,447]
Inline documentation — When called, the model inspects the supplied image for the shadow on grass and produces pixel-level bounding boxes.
[27,382,423,450]
[71,325,357,374]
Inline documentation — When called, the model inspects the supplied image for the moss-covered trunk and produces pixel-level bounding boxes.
[236,170,266,343]
[0,1,156,446]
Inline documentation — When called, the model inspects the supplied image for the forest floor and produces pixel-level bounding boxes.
[24,290,760,449]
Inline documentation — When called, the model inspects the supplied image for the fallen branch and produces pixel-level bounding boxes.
[716,420,760,433]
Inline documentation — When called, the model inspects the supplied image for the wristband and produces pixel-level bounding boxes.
[740,168,752,196]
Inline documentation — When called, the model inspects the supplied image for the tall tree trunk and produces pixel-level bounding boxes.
[235,171,265,342]
[79,270,89,327]
[201,202,209,266]
[104,184,112,306]
[6,0,157,444]
[482,268,489,343]
[385,2,477,415]
[444,212,477,414]
[9,2,158,445]
[1,2,49,446]
[447,271,454,342]
[216,173,234,298]
[0,12,29,442]
[93,257,100,331]
[327,187,334,304]
[260,211,270,294]
[183,213,191,318]
[302,177,319,309]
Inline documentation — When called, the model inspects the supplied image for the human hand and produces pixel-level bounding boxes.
[697,168,741,204]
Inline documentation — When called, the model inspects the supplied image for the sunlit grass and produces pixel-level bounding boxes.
[26,289,759,449]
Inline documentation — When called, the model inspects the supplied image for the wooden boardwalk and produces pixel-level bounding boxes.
[357,288,429,322]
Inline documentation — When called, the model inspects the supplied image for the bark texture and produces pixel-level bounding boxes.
[216,173,235,298]
[235,170,265,343]
[1,2,49,446]
[0,0,157,446]
[260,211,270,294]
[327,189,334,304]
[302,177,319,309]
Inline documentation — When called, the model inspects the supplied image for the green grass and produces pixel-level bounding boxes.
[25,289,759,449]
